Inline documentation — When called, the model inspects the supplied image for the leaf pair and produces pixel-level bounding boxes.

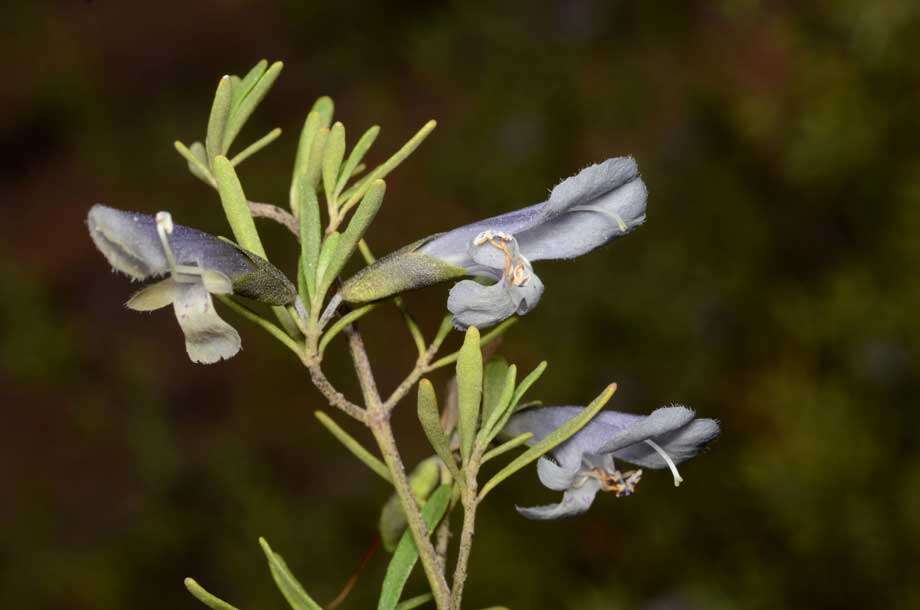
[185,537,321,610]
[176,60,284,185]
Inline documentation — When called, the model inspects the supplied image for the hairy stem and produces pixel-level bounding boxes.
[344,324,452,610]
[248,201,299,237]
[450,475,479,610]
[304,357,367,423]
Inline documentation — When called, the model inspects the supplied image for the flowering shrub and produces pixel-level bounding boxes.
[87,60,719,610]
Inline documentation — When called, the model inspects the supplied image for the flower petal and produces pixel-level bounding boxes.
[126,278,177,311]
[447,279,519,330]
[515,478,601,520]
[88,205,295,305]
[596,405,697,455]
[612,413,720,468]
[537,456,578,491]
[516,157,647,261]
[172,281,241,364]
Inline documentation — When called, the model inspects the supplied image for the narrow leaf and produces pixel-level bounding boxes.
[481,432,533,464]
[291,111,320,201]
[395,594,434,610]
[307,127,329,189]
[481,360,547,447]
[314,410,390,483]
[430,315,454,354]
[378,486,451,610]
[206,76,233,164]
[223,60,283,152]
[336,125,380,197]
[457,326,483,465]
[323,121,346,211]
[477,364,517,449]
[340,120,436,214]
[295,176,321,299]
[510,361,547,411]
[312,95,335,128]
[212,156,266,257]
[426,318,517,371]
[480,358,510,425]
[184,578,239,610]
[315,231,340,291]
[319,180,385,297]
[175,140,215,186]
[478,383,618,501]
[231,59,268,111]
[259,537,323,610]
[318,303,378,357]
[230,127,282,166]
[416,379,462,483]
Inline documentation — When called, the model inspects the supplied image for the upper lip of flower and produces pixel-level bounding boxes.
[503,404,720,520]
[419,156,647,270]
[339,156,648,330]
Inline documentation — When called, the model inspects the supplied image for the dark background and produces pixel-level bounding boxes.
[3,2,919,609]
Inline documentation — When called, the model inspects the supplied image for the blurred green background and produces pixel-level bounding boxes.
[3,1,919,609]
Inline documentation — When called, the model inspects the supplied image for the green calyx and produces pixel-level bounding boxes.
[230,247,297,306]
[340,235,466,304]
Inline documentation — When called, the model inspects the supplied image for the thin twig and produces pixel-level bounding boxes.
[343,322,452,610]
[305,358,367,423]
[450,476,479,610]
[248,201,299,237]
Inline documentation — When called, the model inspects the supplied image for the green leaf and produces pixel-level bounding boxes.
[315,231,341,291]
[184,578,240,610]
[480,361,546,447]
[395,593,434,610]
[457,326,483,465]
[340,120,436,215]
[259,537,323,610]
[380,458,441,552]
[307,127,329,189]
[223,60,283,152]
[174,140,215,186]
[231,60,267,110]
[312,95,335,129]
[319,180,385,297]
[230,127,282,166]
[416,379,462,483]
[477,364,517,449]
[427,318,517,371]
[378,486,451,610]
[314,410,390,483]
[206,75,233,165]
[295,176,321,300]
[481,432,533,464]
[510,361,547,411]
[431,315,454,353]
[212,156,266,257]
[323,121,346,211]
[291,111,320,199]
[318,303,378,356]
[480,358,510,425]
[335,125,380,197]
[478,383,617,500]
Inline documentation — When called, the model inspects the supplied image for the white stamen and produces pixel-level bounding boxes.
[570,205,628,232]
[155,211,178,272]
[645,439,683,487]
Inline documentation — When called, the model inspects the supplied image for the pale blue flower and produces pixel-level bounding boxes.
[502,405,720,520]
[87,205,295,363]
[341,156,647,328]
